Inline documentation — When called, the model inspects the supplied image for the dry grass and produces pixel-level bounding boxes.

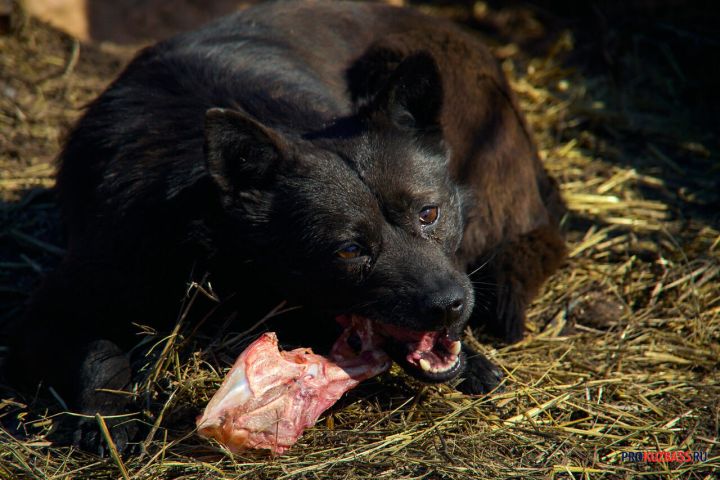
[1,3,718,479]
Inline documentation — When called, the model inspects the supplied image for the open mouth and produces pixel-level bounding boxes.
[335,314,465,383]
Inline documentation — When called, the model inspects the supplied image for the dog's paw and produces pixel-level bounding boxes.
[456,347,503,395]
[75,417,141,456]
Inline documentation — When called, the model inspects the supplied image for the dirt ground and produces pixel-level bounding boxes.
[0,1,718,479]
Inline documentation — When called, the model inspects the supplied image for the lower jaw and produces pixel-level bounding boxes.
[386,343,466,383]
[333,314,466,383]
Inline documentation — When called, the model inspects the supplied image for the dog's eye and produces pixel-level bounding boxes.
[336,243,362,260]
[419,205,439,225]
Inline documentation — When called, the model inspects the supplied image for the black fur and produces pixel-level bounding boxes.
[5,1,565,452]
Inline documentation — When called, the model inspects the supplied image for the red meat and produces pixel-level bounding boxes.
[196,320,390,454]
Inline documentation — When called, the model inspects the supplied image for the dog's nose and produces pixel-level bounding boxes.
[427,284,466,326]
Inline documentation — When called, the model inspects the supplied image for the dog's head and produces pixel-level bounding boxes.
[204,53,472,382]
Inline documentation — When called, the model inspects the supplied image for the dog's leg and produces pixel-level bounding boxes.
[5,264,141,454]
[468,224,566,343]
[454,225,564,395]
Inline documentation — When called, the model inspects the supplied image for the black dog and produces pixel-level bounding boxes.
[5,0,566,451]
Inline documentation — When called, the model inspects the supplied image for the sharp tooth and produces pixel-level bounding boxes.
[419,358,432,372]
[449,341,462,355]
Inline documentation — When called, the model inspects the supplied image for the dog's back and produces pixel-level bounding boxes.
[58,2,548,245]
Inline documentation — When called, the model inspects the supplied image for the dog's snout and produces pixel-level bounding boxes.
[427,283,466,326]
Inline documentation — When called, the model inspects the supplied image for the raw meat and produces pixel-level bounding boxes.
[196,320,390,454]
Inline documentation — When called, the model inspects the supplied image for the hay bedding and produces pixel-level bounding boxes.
[0,2,718,479]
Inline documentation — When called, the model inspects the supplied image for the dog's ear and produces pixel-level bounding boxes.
[370,52,443,134]
[204,108,288,192]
